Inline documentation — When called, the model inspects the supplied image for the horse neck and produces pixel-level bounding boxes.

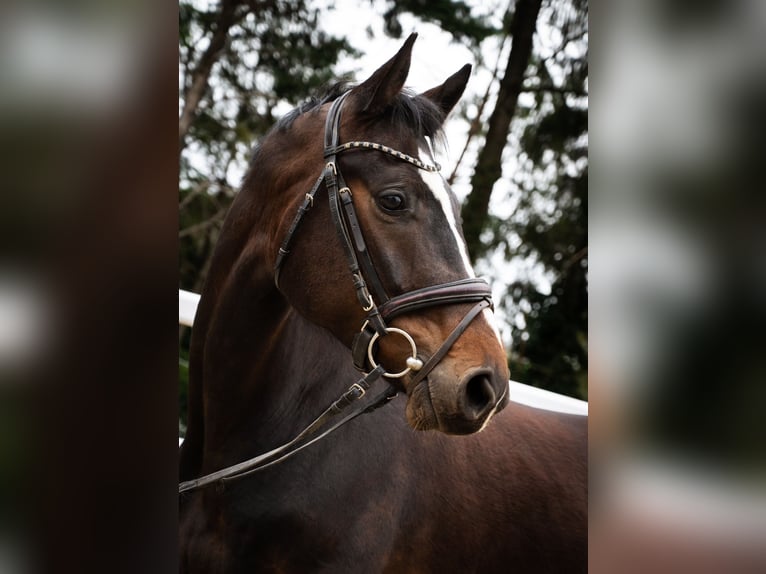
[184,191,353,476]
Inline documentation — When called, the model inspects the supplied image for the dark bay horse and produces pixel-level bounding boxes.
[179,34,586,573]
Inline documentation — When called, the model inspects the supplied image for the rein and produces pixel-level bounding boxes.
[179,92,496,495]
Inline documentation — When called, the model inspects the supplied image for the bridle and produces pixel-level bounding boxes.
[179,92,499,495]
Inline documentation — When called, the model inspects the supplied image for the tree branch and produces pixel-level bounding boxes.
[461,0,544,260]
[178,181,211,212]
[178,0,244,151]
[447,30,510,186]
[521,84,587,98]
[178,207,227,239]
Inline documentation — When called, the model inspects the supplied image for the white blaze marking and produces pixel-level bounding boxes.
[483,308,504,346]
[418,148,474,277]
[418,148,504,347]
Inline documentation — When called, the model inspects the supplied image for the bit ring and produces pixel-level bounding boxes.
[367,327,419,379]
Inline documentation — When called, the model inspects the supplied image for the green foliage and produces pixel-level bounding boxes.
[504,169,587,399]
[498,0,588,399]
[382,0,499,43]
[521,104,587,165]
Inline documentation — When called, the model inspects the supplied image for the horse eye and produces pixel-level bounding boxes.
[377,192,406,212]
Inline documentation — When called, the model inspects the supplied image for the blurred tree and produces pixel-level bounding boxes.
[477,0,588,398]
[461,0,543,261]
[381,0,498,43]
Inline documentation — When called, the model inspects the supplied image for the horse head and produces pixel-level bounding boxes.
[264,34,509,435]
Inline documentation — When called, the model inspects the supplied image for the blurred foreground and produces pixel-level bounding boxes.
[590,0,766,571]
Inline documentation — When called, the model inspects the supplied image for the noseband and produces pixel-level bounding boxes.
[179,92,496,494]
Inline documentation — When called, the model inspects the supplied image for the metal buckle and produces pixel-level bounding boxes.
[367,327,421,379]
[349,382,366,399]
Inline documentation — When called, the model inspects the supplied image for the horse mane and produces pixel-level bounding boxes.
[273,81,447,144]
[243,83,446,190]
[274,81,350,131]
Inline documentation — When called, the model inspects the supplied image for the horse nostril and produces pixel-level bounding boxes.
[463,374,495,418]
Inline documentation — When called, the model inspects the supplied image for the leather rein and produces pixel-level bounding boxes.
[179,92,494,495]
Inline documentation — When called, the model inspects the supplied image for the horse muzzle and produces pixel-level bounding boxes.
[404,364,509,434]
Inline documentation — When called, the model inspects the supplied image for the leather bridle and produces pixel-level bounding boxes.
[179,92,498,495]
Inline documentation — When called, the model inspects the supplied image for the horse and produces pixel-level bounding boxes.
[179,33,587,573]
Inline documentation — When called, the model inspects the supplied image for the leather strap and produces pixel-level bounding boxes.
[274,171,325,288]
[351,279,492,372]
[178,366,394,494]
[379,278,492,320]
[409,299,491,387]
[325,141,440,172]
[324,96,390,306]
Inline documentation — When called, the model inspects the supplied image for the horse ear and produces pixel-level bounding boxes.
[420,64,472,119]
[352,33,417,115]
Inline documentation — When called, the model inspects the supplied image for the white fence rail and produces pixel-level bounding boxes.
[179,289,587,416]
[179,289,200,327]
